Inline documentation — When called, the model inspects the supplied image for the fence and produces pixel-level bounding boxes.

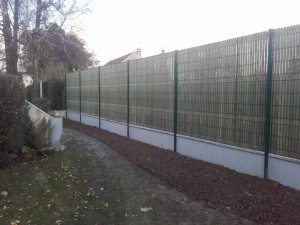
[65,25,300,179]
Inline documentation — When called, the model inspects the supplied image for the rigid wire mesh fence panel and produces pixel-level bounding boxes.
[81,68,99,116]
[66,72,80,112]
[271,25,300,159]
[177,31,268,151]
[130,53,174,132]
[100,63,127,122]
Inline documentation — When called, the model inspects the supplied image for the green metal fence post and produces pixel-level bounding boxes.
[98,66,101,129]
[64,74,67,119]
[79,70,82,123]
[127,61,130,138]
[264,29,275,179]
[173,50,178,152]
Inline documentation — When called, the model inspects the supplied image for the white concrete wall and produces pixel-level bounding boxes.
[81,114,100,128]
[67,111,80,122]
[101,119,127,136]
[177,135,265,178]
[69,112,127,136]
[129,125,174,150]
[67,111,300,190]
[49,117,63,146]
[269,155,300,190]
[48,110,66,118]
[26,101,63,146]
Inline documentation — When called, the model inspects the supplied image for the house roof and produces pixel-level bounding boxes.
[104,52,133,66]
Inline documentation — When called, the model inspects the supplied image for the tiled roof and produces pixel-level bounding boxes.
[104,52,133,66]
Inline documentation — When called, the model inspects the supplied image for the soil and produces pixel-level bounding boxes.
[64,119,300,225]
[67,128,251,225]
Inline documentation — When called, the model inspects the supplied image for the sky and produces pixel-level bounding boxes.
[76,0,300,65]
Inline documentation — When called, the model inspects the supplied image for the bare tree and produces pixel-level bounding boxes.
[0,0,20,75]
[22,23,96,80]
[0,0,92,96]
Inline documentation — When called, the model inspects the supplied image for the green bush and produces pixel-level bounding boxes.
[26,83,34,102]
[23,113,37,149]
[0,154,12,169]
[32,98,52,112]
[27,78,65,110]
[0,75,25,152]
[5,109,32,152]
[34,118,49,149]
[43,78,65,110]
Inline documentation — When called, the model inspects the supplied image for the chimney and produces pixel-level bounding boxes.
[136,48,141,56]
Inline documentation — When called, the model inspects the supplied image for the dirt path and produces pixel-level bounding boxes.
[64,119,300,225]
[67,128,251,225]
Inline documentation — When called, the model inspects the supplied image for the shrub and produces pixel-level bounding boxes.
[26,83,34,102]
[27,78,65,110]
[5,108,37,152]
[0,75,25,152]
[34,118,49,149]
[0,154,12,169]
[32,98,52,112]
[43,78,65,110]
[22,113,37,149]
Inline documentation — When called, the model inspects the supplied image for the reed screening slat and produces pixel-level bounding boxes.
[100,63,127,122]
[65,24,300,160]
[129,53,174,132]
[66,72,80,112]
[271,25,300,159]
[81,68,99,116]
[177,32,268,151]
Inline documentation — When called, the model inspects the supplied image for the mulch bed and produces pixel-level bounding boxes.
[64,119,300,225]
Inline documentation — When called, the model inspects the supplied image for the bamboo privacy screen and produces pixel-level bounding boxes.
[100,63,127,122]
[65,24,300,160]
[129,53,174,132]
[81,68,99,116]
[66,71,80,112]
[271,26,300,159]
[177,32,268,151]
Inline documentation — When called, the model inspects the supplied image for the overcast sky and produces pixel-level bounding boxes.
[77,0,300,65]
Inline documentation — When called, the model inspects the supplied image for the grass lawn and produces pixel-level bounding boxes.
[0,143,106,225]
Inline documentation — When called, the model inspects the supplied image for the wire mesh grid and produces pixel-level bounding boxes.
[129,53,174,132]
[65,25,300,160]
[81,68,99,116]
[177,32,268,151]
[100,63,127,122]
[271,25,300,159]
[66,72,80,112]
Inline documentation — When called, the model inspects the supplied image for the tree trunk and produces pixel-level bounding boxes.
[32,0,42,98]
[0,142,5,153]
[0,0,19,75]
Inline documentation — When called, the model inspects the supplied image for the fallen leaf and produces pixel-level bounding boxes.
[1,191,8,196]
[141,207,153,212]
[10,220,20,225]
